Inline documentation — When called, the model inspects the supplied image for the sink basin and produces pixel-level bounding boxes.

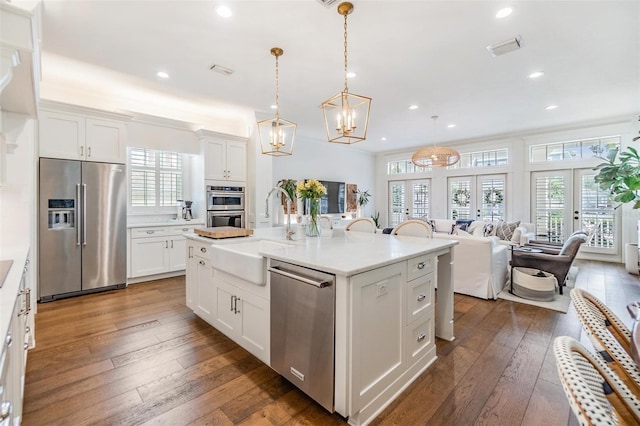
[210,240,292,285]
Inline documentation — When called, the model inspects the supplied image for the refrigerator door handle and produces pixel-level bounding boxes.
[76,184,81,246]
[82,183,87,246]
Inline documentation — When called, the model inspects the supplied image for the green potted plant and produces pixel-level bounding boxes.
[593,124,640,274]
[355,188,371,218]
[277,179,297,214]
[594,146,640,209]
[371,211,381,229]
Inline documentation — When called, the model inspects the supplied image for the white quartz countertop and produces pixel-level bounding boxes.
[186,227,458,276]
[0,243,30,351]
[127,219,205,229]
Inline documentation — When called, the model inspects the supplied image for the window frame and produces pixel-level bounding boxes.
[128,147,184,215]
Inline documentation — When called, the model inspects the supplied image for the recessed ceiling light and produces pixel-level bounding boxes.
[447,124,456,128]
[346,71,356,79]
[216,5,232,18]
[408,105,419,110]
[156,71,169,79]
[381,137,387,141]
[529,71,545,79]
[270,104,277,110]
[545,105,559,110]
[496,7,513,19]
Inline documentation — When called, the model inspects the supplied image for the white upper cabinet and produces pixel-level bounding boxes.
[39,107,127,163]
[199,130,247,183]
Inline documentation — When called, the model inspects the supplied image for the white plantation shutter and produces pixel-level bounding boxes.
[534,175,566,243]
[480,178,505,221]
[129,148,182,208]
[389,182,406,227]
[450,179,472,220]
[580,173,615,249]
[411,181,430,218]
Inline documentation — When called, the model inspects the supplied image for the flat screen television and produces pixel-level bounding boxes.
[302,180,345,214]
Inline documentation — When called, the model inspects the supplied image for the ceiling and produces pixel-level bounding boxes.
[36,0,639,153]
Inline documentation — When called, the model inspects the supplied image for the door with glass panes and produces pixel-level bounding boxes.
[388,179,430,228]
[448,175,506,221]
[530,169,618,255]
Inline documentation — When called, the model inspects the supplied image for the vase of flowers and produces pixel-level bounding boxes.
[297,179,327,237]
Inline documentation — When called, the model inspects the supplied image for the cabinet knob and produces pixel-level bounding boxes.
[200,247,207,253]
[0,401,12,421]
[417,293,426,302]
[87,146,92,157]
[199,260,205,266]
[417,333,426,342]
[5,333,12,348]
[146,230,154,234]
[417,262,426,270]
[182,228,188,231]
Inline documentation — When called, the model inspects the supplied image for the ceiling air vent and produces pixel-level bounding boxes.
[317,0,339,8]
[210,64,234,76]
[486,36,523,57]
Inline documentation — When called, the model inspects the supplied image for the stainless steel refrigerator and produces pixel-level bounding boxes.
[39,158,127,301]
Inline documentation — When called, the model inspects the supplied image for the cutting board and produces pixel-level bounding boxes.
[194,227,254,239]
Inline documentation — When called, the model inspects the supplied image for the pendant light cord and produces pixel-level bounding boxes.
[275,54,280,120]
[343,13,349,93]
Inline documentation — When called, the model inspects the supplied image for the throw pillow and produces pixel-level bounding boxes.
[452,227,471,236]
[511,227,523,244]
[483,222,494,237]
[455,219,474,231]
[495,220,521,241]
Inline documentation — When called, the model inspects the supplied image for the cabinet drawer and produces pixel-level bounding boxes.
[407,254,435,281]
[406,272,434,324]
[190,241,212,260]
[131,227,168,238]
[168,225,197,236]
[405,313,434,365]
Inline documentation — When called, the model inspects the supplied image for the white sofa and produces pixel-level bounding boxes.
[429,219,536,247]
[432,232,508,300]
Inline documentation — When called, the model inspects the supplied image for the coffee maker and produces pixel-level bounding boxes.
[182,200,193,221]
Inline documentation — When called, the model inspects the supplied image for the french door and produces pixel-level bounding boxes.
[388,179,430,228]
[531,169,618,255]
[448,175,506,221]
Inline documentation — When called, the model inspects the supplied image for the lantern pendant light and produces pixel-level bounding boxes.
[258,47,297,156]
[321,2,372,144]
[411,115,460,168]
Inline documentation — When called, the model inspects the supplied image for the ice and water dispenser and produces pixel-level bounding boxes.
[47,199,75,229]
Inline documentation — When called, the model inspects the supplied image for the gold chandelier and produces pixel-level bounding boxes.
[321,2,371,144]
[411,116,460,168]
[258,47,297,156]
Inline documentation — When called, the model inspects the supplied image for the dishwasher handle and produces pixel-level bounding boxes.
[268,266,332,288]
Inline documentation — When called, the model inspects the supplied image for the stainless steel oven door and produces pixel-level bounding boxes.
[207,210,245,228]
[206,186,245,211]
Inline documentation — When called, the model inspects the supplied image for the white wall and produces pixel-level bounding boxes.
[269,136,376,223]
[0,112,35,249]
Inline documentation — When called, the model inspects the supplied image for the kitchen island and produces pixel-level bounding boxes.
[185,227,457,426]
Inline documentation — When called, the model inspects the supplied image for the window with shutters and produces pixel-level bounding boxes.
[129,148,182,209]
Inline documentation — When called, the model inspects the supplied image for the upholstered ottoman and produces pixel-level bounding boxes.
[511,267,558,302]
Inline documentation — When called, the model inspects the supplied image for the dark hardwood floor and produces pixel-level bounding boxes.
[23,260,640,425]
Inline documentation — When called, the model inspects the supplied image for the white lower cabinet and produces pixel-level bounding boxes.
[185,239,269,365]
[344,254,436,425]
[186,240,215,323]
[213,271,270,364]
[129,225,197,278]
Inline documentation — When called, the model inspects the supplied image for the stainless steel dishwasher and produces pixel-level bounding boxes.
[269,259,336,412]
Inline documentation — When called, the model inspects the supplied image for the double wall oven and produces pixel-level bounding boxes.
[206,185,245,228]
